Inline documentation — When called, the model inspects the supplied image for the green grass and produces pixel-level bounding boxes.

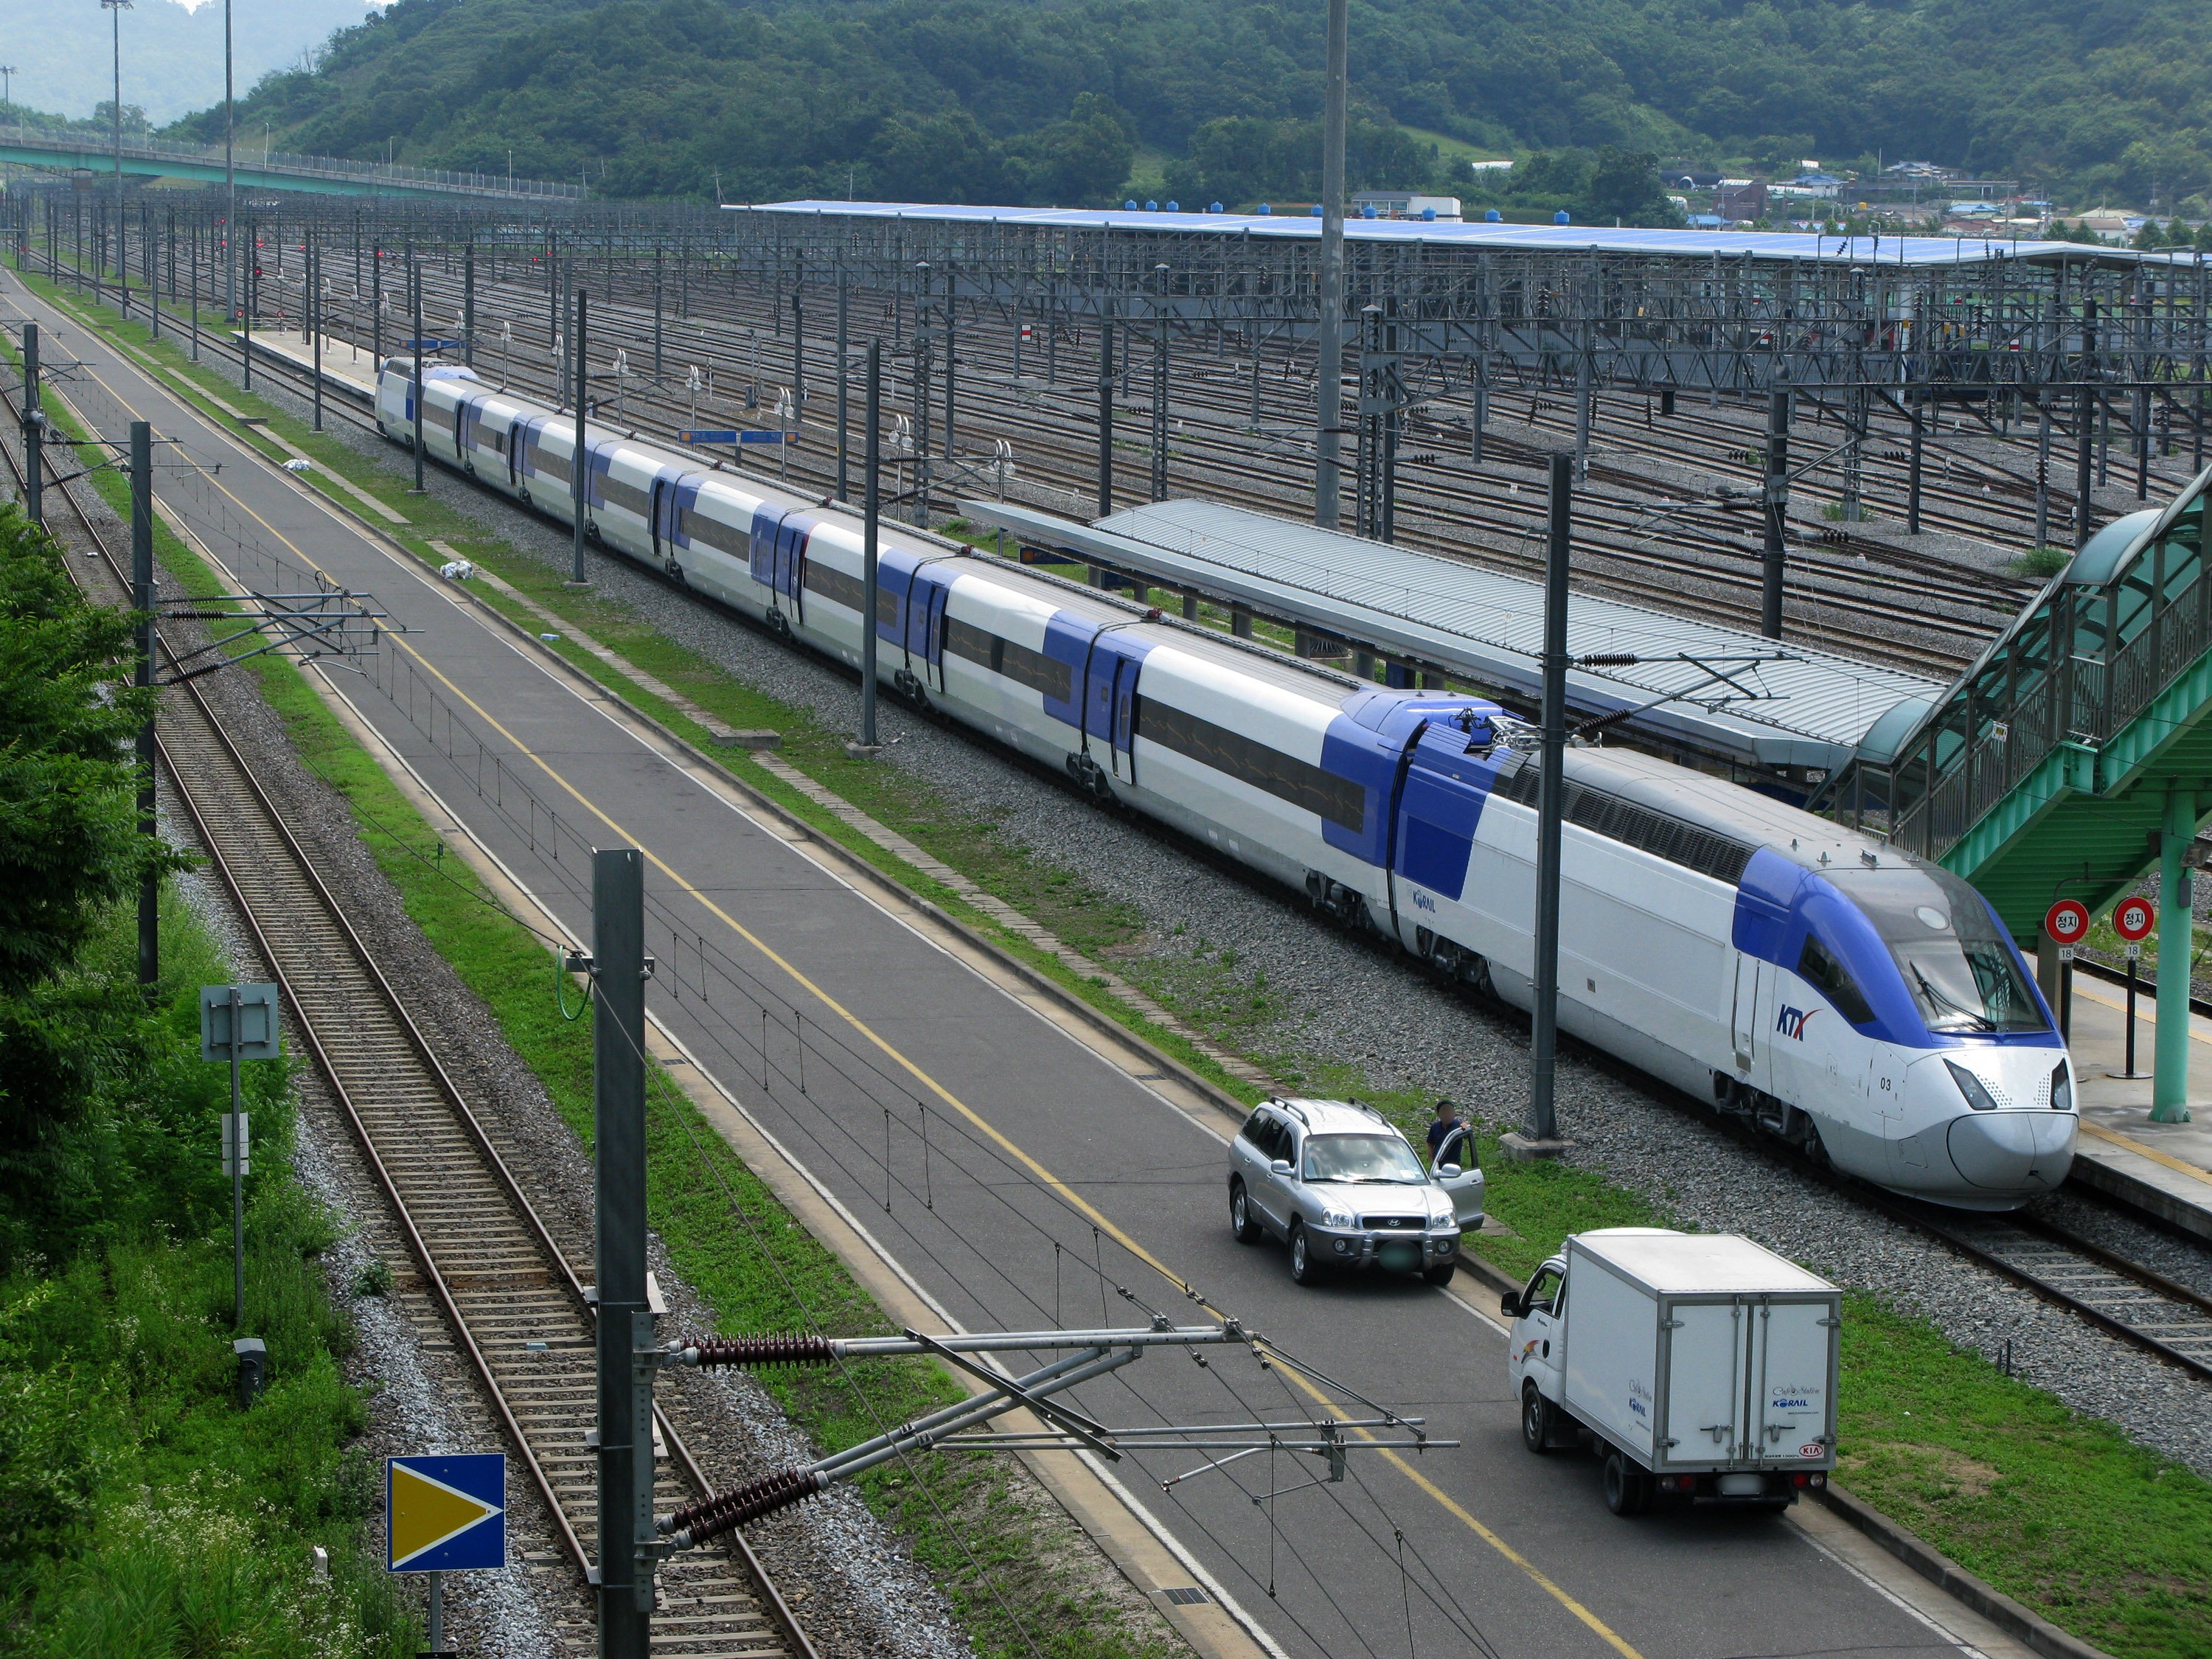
[0,890,414,1656]
[27,262,2212,1659]
[1451,1124,2212,1659]
[13,275,1174,1659]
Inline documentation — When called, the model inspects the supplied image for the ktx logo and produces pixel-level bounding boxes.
[1775,1005,1819,1040]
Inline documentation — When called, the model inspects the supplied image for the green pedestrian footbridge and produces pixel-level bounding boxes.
[1823,465,2212,1119]
[0,123,581,202]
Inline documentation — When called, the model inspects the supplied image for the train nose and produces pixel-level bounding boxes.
[1945,1110,2076,1193]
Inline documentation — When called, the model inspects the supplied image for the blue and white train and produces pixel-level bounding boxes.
[378,362,2077,1211]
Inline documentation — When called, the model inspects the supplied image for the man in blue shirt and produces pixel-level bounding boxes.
[1425,1099,1462,1166]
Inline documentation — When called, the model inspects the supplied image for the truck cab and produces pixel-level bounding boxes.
[1503,1228,1840,1516]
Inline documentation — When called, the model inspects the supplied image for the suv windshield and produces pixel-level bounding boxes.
[1835,865,2046,1034]
[1304,1133,1427,1184]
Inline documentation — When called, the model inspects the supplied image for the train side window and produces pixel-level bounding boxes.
[1798,935,1875,1026]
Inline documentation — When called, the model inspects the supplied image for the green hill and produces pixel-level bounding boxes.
[168,0,2212,214]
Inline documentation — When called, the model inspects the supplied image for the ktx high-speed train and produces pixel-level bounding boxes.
[378,361,2077,1210]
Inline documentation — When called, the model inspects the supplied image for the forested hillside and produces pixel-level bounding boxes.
[170,0,2212,213]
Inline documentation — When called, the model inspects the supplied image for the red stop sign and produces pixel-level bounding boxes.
[2045,900,2090,945]
[2113,895,2155,942]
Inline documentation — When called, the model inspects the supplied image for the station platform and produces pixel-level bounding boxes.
[966,495,1940,778]
[2065,970,2212,1240]
[231,329,382,403]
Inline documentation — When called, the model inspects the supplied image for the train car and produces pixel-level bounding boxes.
[375,363,2076,1209]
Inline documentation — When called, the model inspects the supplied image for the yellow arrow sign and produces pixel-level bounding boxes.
[389,1461,504,1568]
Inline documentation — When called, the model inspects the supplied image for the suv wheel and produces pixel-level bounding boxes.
[1423,1260,1456,1287]
[1520,1382,1553,1455]
[1229,1182,1263,1245]
[1287,1222,1324,1286]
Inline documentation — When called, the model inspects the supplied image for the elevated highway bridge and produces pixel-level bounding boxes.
[0,122,581,202]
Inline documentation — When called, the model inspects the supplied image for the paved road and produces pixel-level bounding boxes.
[7,269,1991,1659]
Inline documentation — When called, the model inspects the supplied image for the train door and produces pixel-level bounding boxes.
[902,561,955,694]
[750,506,784,593]
[655,475,700,580]
[508,417,532,490]
[776,515,810,625]
[1109,653,1141,783]
[1731,955,1766,1092]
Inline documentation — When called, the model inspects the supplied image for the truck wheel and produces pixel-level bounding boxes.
[1422,1260,1456,1287]
[1287,1223,1325,1286]
[1229,1182,1264,1245]
[1520,1383,1554,1455]
[1602,1450,1650,1517]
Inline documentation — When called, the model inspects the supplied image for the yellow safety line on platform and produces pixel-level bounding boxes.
[2078,1121,2212,1186]
[68,320,1646,1659]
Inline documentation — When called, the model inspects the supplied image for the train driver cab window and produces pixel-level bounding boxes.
[1797,934,1876,1026]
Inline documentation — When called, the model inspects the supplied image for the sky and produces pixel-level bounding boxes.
[1,0,394,125]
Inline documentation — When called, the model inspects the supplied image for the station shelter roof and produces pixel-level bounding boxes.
[962,495,1942,775]
[756,199,2124,268]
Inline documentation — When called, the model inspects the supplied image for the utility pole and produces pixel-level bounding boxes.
[131,420,157,993]
[1312,0,1349,529]
[310,242,323,433]
[1096,310,1115,526]
[1151,263,1169,501]
[105,0,132,320]
[2076,299,2098,549]
[590,848,654,1659]
[462,237,474,368]
[1517,453,1575,1154]
[223,0,235,324]
[571,288,589,585]
[835,266,849,501]
[410,257,425,494]
[855,339,881,757]
[19,321,42,527]
[1761,383,1790,638]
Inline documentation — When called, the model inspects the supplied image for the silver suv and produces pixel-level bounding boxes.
[1227,1099,1484,1287]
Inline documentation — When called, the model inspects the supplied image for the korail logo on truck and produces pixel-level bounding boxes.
[1627,1377,1654,1421]
[1768,1382,1821,1411]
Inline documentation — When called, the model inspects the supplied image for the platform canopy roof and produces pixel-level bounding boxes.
[754,200,2143,269]
[962,495,1943,774]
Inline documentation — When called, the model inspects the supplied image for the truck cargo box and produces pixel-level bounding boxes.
[1514,1229,1840,1478]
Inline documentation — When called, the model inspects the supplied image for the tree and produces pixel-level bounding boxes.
[1006,94,1134,206]
[0,505,175,998]
[869,107,1009,204]
[1587,146,1683,227]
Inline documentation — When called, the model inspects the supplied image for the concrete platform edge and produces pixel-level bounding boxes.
[2067,1143,2212,1243]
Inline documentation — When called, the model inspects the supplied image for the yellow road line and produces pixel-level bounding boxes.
[62,304,1646,1659]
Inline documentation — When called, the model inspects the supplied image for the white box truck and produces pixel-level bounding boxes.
[1501,1228,1840,1516]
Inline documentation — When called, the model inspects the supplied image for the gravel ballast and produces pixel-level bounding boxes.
[240,378,2212,1487]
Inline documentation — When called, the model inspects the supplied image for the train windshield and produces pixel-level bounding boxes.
[1837,866,2047,1034]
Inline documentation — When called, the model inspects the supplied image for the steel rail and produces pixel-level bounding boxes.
[0,363,816,1659]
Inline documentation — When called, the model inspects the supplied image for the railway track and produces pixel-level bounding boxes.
[104,252,2020,676]
[29,268,2212,1402]
[0,357,815,1659]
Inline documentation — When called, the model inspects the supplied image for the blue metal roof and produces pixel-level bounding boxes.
[754,200,2110,268]
[960,495,1942,773]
